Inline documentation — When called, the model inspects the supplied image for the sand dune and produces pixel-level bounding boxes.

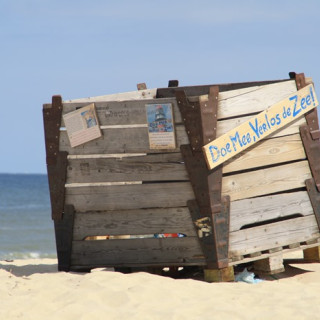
[1,256,320,320]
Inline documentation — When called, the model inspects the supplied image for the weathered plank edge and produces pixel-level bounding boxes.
[156,78,291,98]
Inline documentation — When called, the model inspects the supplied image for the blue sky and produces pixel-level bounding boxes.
[1,0,319,173]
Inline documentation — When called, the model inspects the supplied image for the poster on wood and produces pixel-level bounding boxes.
[203,84,319,170]
[146,103,176,149]
[63,103,102,147]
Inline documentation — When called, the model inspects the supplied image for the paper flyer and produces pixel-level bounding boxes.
[146,103,176,149]
[63,103,102,147]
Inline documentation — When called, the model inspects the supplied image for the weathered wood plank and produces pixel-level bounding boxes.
[223,133,306,173]
[72,191,313,242]
[228,241,320,266]
[156,79,291,98]
[73,207,195,241]
[66,153,188,183]
[61,98,179,126]
[65,160,311,210]
[229,215,320,257]
[71,237,204,267]
[60,118,305,156]
[72,191,314,241]
[74,191,313,240]
[65,133,306,183]
[71,215,320,268]
[59,125,188,154]
[60,81,297,128]
[64,88,157,103]
[205,80,297,119]
[230,191,313,232]
[65,182,195,211]
[222,160,312,201]
[71,237,320,268]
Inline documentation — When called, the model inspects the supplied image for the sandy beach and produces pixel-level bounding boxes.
[1,253,320,320]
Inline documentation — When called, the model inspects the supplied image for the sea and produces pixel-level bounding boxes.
[0,173,56,260]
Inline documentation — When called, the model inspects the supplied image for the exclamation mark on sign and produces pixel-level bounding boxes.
[310,85,316,106]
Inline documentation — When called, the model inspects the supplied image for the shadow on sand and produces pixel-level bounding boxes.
[0,258,317,281]
[0,260,58,277]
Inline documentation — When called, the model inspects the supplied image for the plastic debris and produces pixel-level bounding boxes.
[235,268,263,284]
[154,233,186,238]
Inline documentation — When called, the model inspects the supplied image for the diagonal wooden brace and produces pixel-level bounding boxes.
[176,87,230,269]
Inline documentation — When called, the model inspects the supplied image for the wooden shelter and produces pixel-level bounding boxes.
[43,72,320,281]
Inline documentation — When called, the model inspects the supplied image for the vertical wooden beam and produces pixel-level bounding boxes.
[204,266,234,282]
[176,87,231,274]
[46,152,68,220]
[254,254,285,275]
[54,205,75,271]
[43,95,73,271]
[306,178,320,228]
[290,72,320,140]
[303,246,320,262]
[43,95,63,164]
[290,72,320,258]
[301,128,320,192]
[43,95,68,220]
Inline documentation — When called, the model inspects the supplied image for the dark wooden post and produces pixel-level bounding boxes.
[290,72,320,261]
[43,95,74,271]
[175,87,233,282]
